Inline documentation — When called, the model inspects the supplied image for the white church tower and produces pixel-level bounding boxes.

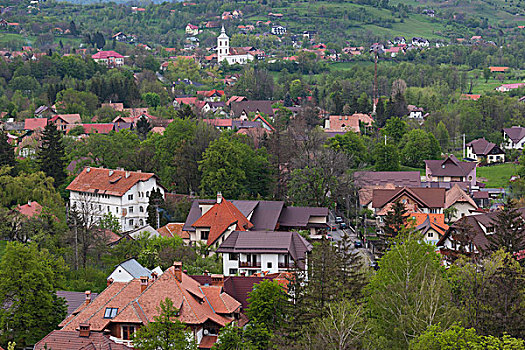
[217,25,230,63]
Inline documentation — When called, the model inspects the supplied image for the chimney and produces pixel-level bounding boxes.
[27,200,31,206]
[211,274,224,287]
[140,276,149,293]
[79,323,90,337]
[173,261,183,282]
[86,167,91,173]
[107,278,114,287]
[125,171,130,179]
[85,290,91,305]
[217,191,223,204]
[151,271,158,281]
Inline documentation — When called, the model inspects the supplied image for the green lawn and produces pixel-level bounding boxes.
[477,163,518,188]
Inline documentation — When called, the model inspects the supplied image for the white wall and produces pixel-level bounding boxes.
[107,266,134,282]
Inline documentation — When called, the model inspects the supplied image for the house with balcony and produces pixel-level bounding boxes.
[66,167,165,232]
[184,193,328,248]
[35,262,241,350]
[217,231,313,276]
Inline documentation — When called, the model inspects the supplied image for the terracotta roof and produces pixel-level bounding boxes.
[15,201,42,218]
[445,184,477,209]
[192,199,253,245]
[60,264,240,334]
[92,51,124,59]
[461,94,481,101]
[66,167,156,197]
[226,96,246,106]
[24,118,48,131]
[354,171,421,188]
[326,114,373,133]
[157,223,188,239]
[34,330,131,350]
[372,187,446,210]
[175,97,197,106]
[199,335,218,349]
[490,66,509,72]
[197,89,225,98]
[410,213,448,237]
[50,114,81,125]
[425,155,476,177]
[503,127,525,143]
[252,115,275,131]
[81,124,114,134]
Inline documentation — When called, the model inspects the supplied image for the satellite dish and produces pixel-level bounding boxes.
[203,329,209,336]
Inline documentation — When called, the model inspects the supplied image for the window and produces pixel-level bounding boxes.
[146,191,149,197]
[267,262,272,269]
[122,325,135,340]
[116,207,119,213]
[139,206,144,213]
[129,219,134,226]
[104,307,118,318]
[201,231,209,240]
[229,253,238,261]
[107,206,110,212]
[128,194,133,200]
[229,268,238,275]
[129,206,134,213]
[139,219,143,226]
[428,231,434,238]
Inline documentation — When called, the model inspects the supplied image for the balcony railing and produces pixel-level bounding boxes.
[239,261,261,268]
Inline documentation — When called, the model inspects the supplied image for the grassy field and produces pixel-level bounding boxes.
[477,163,518,188]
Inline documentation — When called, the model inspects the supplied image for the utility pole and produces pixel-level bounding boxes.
[373,50,378,113]
[462,133,466,159]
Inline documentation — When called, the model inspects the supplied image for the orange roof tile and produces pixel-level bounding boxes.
[192,199,253,245]
[66,167,157,197]
[16,201,42,218]
[157,223,188,239]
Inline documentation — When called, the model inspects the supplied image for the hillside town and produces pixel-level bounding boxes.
[1,0,525,349]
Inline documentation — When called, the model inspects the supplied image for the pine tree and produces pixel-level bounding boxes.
[337,230,367,300]
[487,199,525,256]
[146,189,166,228]
[0,131,15,168]
[382,200,408,238]
[37,123,67,188]
[136,117,152,141]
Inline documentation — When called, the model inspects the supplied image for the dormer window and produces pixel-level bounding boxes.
[104,307,118,319]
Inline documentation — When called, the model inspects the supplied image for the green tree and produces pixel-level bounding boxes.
[133,298,197,350]
[327,132,367,167]
[199,135,271,198]
[483,67,492,83]
[382,200,408,239]
[0,242,67,348]
[381,117,407,144]
[55,88,99,117]
[434,121,450,152]
[400,129,441,168]
[366,237,458,349]
[37,123,67,188]
[373,143,400,171]
[410,324,525,350]
[0,131,15,168]
[213,323,255,350]
[246,280,287,331]
[147,188,166,229]
[487,198,525,256]
[143,92,161,108]
[136,117,152,141]
[98,212,121,233]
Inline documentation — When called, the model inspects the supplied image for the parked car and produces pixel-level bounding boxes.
[329,223,337,231]
[335,216,343,224]
[354,240,363,248]
[339,222,347,229]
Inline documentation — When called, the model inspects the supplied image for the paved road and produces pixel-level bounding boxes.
[328,211,375,264]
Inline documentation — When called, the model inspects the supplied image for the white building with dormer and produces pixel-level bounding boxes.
[217,26,254,65]
[66,167,165,232]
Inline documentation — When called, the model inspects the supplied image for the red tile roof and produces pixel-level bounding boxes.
[192,199,253,245]
[16,201,42,218]
[157,223,188,239]
[175,97,197,106]
[34,330,131,350]
[50,114,82,125]
[60,264,241,334]
[92,51,124,59]
[197,89,225,98]
[199,336,218,349]
[489,66,509,72]
[326,113,373,133]
[24,118,48,131]
[66,167,156,197]
[81,123,114,134]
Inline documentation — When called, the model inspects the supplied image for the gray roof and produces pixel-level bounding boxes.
[118,258,152,279]
[56,291,99,316]
[278,206,328,228]
[230,100,275,118]
[425,155,476,177]
[504,127,525,143]
[217,231,313,269]
[354,171,421,188]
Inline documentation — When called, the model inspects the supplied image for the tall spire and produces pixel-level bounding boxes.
[221,25,225,34]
